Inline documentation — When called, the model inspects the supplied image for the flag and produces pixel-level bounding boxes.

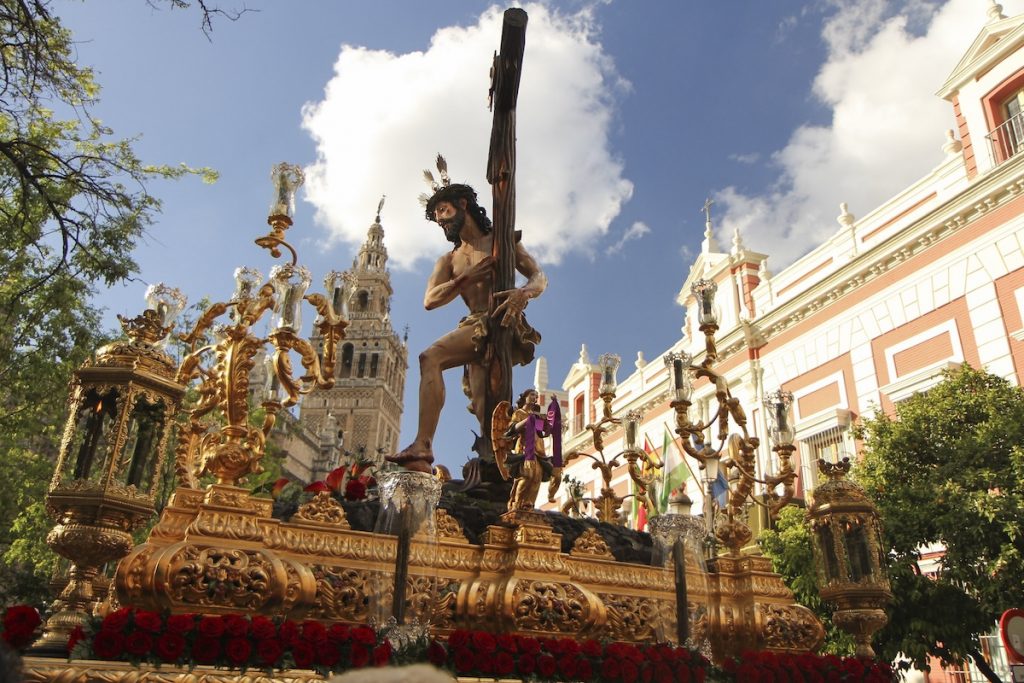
[711,470,730,507]
[658,426,692,513]
[636,495,648,531]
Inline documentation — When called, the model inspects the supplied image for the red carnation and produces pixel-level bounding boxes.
[133,610,162,634]
[155,633,187,663]
[537,654,557,678]
[192,637,221,664]
[344,478,367,501]
[327,623,350,644]
[317,644,341,668]
[222,614,249,638]
[278,620,299,646]
[558,654,579,679]
[558,637,580,655]
[101,608,132,633]
[225,637,252,666]
[293,641,315,669]
[496,633,517,653]
[577,658,594,681]
[256,638,284,667]
[250,615,276,640]
[581,638,602,658]
[448,630,469,649]
[453,647,475,673]
[474,651,493,674]
[165,614,196,635]
[351,625,376,645]
[301,619,327,644]
[678,665,692,683]
[516,634,541,655]
[654,661,673,683]
[493,651,515,676]
[472,630,496,651]
[427,641,448,667]
[125,631,153,658]
[602,657,622,680]
[517,653,537,676]
[92,631,125,660]
[2,605,41,646]
[373,641,392,666]
[350,643,370,668]
[197,615,226,639]
[621,659,639,683]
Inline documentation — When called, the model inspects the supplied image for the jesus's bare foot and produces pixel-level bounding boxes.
[386,444,435,474]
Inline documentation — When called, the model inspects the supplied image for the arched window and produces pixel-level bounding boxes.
[357,290,370,311]
[370,354,379,377]
[340,344,354,379]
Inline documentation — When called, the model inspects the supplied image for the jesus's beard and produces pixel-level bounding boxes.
[440,209,466,244]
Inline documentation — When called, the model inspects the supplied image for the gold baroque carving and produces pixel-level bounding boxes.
[571,529,614,559]
[292,492,350,528]
[512,580,589,634]
[602,593,660,642]
[310,565,375,622]
[186,511,264,542]
[758,603,825,652]
[168,546,275,610]
[434,509,465,541]
[23,658,325,682]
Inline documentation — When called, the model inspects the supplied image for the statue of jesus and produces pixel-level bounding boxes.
[388,178,546,474]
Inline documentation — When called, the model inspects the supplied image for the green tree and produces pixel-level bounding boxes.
[0,0,213,605]
[758,506,856,656]
[856,365,1024,681]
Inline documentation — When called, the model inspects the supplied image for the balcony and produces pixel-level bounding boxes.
[985,110,1024,166]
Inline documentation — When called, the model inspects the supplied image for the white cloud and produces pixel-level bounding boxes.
[729,152,761,165]
[301,4,632,270]
[605,220,650,254]
[717,0,1013,268]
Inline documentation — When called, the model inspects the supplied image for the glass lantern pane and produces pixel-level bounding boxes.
[122,396,167,491]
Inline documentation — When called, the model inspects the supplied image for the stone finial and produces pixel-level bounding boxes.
[988,0,1006,22]
[942,129,963,155]
[731,225,744,255]
[635,351,647,370]
[534,356,549,392]
[837,202,855,228]
[578,343,590,365]
[758,257,772,282]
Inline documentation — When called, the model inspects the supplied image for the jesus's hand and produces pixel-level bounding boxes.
[493,287,529,327]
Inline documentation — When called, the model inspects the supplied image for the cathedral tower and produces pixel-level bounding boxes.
[300,201,407,466]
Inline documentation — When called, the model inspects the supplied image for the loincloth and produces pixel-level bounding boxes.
[458,310,541,366]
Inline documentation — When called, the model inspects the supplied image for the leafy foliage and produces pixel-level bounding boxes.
[0,0,213,605]
[758,506,856,655]
[854,365,1024,672]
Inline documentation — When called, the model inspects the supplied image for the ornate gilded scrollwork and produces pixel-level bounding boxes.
[292,491,350,528]
[570,528,614,559]
[310,565,375,622]
[168,546,275,610]
[602,594,660,641]
[758,603,825,652]
[433,509,465,541]
[511,580,590,634]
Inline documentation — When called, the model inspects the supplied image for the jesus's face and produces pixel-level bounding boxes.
[434,200,466,244]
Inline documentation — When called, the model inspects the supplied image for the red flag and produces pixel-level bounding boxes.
[636,500,648,531]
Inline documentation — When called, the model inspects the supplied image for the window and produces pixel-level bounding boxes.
[340,344,353,379]
[573,394,585,434]
[357,353,367,378]
[370,354,379,378]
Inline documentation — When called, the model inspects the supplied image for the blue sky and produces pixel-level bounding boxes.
[56,0,1009,473]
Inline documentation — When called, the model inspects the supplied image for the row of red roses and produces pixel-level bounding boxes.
[70,608,391,674]
[438,629,709,683]
[1,604,42,651]
[718,651,895,683]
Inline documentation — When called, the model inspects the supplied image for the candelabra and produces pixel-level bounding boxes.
[665,278,798,556]
[567,353,661,525]
[173,163,350,488]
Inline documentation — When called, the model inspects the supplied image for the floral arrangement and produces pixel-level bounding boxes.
[717,651,896,682]
[70,608,391,675]
[435,629,710,682]
[1,604,41,650]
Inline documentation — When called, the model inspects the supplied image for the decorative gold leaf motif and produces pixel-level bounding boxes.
[570,528,614,559]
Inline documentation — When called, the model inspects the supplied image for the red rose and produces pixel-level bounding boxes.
[101,608,132,633]
[192,637,221,664]
[222,614,249,638]
[67,625,86,654]
[317,643,341,669]
[250,615,276,640]
[654,661,673,683]
[557,654,578,679]
[494,651,515,676]
[603,657,622,679]
[125,632,153,658]
[373,642,392,666]
[224,637,252,666]
[537,654,557,678]
[474,651,493,674]
[256,638,284,667]
[448,629,470,649]
[622,643,645,663]
[351,625,376,645]
[293,641,315,669]
[3,605,41,645]
[496,633,517,652]
[577,658,594,681]
[350,643,370,668]
[301,619,327,644]
[471,630,496,651]
[427,641,448,667]
[453,647,475,673]
[517,635,541,655]
[622,659,640,683]
[327,623,350,644]
[581,638,602,658]
[133,610,162,634]
[155,633,186,662]
[558,638,581,655]
[278,620,299,646]
[197,616,225,639]
[165,614,196,635]
[93,631,125,660]
[517,653,537,676]
[678,665,692,683]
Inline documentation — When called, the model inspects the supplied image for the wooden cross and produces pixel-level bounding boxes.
[483,8,528,458]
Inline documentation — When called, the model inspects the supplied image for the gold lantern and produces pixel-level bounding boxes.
[33,286,187,653]
[808,458,892,658]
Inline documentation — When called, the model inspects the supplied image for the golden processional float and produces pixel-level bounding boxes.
[21,13,895,683]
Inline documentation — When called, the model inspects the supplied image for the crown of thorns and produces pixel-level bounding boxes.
[419,154,480,221]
